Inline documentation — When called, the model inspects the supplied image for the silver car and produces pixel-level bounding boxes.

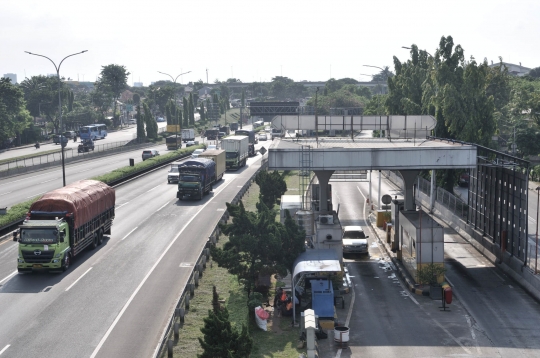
[342,226,369,254]
[142,149,159,160]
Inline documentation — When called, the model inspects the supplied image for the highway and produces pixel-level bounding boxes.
[0,137,265,358]
[334,175,540,357]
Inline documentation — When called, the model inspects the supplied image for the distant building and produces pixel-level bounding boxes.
[133,82,143,87]
[489,61,531,77]
[3,73,17,84]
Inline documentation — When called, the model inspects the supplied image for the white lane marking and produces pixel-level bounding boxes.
[0,345,10,355]
[156,201,170,212]
[466,315,482,355]
[0,271,18,285]
[508,285,514,288]
[357,185,420,307]
[26,191,46,198]
[146,185,160,193]
[336,268,355,358]
[493,272,505,282]
[91,177,236,358]
[0,191,12,197]
[116,202,129,209]
[121,227,138,241]
[40,178,57,184]
[65,267,93,292]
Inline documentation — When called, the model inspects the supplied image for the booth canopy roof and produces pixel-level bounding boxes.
[293,249,341,279]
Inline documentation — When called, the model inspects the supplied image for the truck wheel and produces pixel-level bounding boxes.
[62,252,72,272]
[98,229,104,245]
[90,233,98,249]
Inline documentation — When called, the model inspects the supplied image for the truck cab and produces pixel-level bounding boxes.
[16,218,72,272]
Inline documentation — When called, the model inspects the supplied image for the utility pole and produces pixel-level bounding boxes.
[315,87,319,145]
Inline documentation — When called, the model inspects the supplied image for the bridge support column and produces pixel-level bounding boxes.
[398,170,420,211]
[314,170,334,213]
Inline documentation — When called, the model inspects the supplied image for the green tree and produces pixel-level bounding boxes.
[133,93,140,105]
[189,93,195,125]
[97,64,130,127]
[213,201,283,297]
[20,75,64,133]
[176,106,182,131]
[198,297,252,358]
[0,78,32,145]
[199,102,206,121]
[143,102,158,139]
[255,170,287,208]
[183,97,189,128]
[136,105,145,142]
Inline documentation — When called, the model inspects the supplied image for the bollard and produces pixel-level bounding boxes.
[177,307,185,323]
[197,264,203,276]
[194,272,200,287]
[201,256,207,268]
[129,158,134,167]
[174,322,179,340]
[167,340,173,357]
[185,295,190,309]
[189,283,195,295]
[204,248,210,259]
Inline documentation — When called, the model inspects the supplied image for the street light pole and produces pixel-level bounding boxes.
[315,87,319,145]
[157,70,191,148]
[534,186,540,275]
[25,50,88,187]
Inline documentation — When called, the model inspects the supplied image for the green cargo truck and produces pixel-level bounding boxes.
[14,180,115,272]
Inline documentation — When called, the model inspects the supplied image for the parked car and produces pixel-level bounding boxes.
[128,118,137,125]
[218,132,226,139]
[259,133,268,141]
[142,149,159,160]
[342,226,369,254]
[157,117,166,122]
[191,148,205,158]
[207,144,218,150]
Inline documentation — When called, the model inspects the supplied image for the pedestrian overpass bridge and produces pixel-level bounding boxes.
[267,114,477,213]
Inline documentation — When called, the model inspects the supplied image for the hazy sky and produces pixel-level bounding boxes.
[1,0,538,86]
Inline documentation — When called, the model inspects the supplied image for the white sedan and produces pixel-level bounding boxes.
[191,149,205,158]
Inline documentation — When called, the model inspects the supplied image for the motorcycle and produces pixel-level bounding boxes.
[34,142,40,149]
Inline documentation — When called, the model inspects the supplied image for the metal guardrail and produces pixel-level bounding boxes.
[0,149,195,239]
[155,157,268,358]
[0,139,166,178]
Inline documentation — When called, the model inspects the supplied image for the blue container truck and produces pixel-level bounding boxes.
[176,158,217,200]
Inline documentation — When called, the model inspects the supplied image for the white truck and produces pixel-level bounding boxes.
[181,129,195,142]
[222,135,249,170]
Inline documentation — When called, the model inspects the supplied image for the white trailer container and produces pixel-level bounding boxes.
[280,195,303,223]
[222,135,249,170]
[181,129,195,142]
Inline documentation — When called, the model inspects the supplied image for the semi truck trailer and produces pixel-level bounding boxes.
[222,135,249,170]
[181,129,195,142]
[14,180,115,272]
[176,158,216,200]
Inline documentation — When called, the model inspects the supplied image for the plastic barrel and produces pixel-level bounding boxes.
[334,326,350,343]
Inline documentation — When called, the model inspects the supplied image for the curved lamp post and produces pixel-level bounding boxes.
[157,71,191,146]
[25,50,88,187]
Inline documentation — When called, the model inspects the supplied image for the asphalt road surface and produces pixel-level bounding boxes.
[0,146,265,358]
[332,176,540,357]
